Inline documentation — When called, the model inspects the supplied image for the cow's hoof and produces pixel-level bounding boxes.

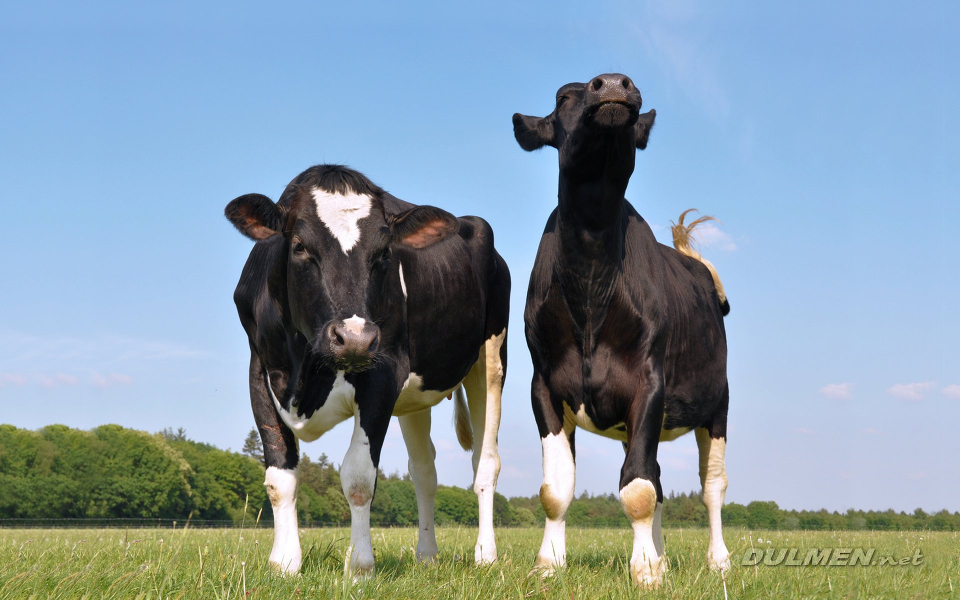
[416,550,438,564]
[629,557,665,589]
[475,544,497,565]
[268,556,301,575]
[529,555,561,578]
[708,550,731,573]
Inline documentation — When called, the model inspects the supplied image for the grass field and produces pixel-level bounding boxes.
[1,526,956,599]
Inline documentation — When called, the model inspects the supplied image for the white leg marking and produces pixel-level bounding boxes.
[652,501,664,556]
[343,315,366,336]
[463,328,506,565]
[398,410,439,562]
[311,188,372,253]
[534,424,575,572]
[341,412,378,577]
[621,479,665,588]
[398,263,408,299]
[265,466,301,574]
[696,428,731,572]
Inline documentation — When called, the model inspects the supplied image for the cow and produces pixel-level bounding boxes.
[225,164,510,576]
[513,73,732,587]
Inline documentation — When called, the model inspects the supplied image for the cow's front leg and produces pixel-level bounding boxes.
[620,372,667,588]
[398,409,438,562]
[249,355,302,574]
[531,373,576,574]
[340,405,390,577]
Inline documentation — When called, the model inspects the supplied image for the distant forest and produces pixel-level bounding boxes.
[1,424,958,531]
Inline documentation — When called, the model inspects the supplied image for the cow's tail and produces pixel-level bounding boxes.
[453,385,474,450]
[671,209,731,316]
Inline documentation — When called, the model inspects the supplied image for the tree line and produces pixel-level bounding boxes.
[1,424,957,531]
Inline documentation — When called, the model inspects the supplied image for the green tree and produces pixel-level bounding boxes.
[241,428,263,464]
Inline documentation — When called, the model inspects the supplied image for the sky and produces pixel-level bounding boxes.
[1,0,957,513]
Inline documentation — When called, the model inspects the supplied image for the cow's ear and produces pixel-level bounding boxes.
[225,193,284,241]
[390,206,459,249]
[635,109,656,150]
[513,113,556,151]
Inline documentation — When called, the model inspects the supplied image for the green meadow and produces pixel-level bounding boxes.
[1,526,955,599]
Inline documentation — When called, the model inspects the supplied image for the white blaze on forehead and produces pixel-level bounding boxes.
[311,188,372,253]
[343,315,366,336]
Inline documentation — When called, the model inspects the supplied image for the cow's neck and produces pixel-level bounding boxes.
[554,149,634,361]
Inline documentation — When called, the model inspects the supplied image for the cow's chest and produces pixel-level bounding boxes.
[266,371,357,442]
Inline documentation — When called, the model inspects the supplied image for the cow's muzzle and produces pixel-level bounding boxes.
[322,317,381,372]
[584,73,641,127]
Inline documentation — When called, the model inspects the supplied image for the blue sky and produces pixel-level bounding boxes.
[1,1,957,512]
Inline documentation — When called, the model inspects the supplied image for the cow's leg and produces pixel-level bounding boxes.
[398,409,438,562]
[696,426,730,572]
[620,375,666,588]
[462,327,507,565]
[532,372,576,573]
[623,442,663,556]
[249,354,301,574]
[339,408,384,577]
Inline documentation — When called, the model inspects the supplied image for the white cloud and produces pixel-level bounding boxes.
[0,373,28,387]
[887,382,934,401]
[819,382,853,400]
[794,427,816,436]
[862,428,882,435]
[942,385,960,399]
[38,373,80,388]
[693,222,737,251]
[91,372,134,388]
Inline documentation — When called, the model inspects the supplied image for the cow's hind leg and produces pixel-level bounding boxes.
[531,373,576,573]
[249,354,301,574]
[398,409,439,562]
[462,327,506,565]
[696,426,731,572]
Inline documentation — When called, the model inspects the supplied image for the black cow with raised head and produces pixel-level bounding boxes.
[226,165,510,576]
[513,74,731,587]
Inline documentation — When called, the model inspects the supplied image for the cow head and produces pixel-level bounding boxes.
[513,73,656,181]
[226,166,459,374]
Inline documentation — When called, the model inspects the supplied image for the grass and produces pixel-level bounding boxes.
[1,526,956,599]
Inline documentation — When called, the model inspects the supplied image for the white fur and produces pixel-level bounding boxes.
[264,466,301,573]
[621,479,665,587]
[696,428,731,571]
[311,188,372,253]
[652,501,664,556]
[398,410,439,562]
[394,372,457,416]
[266,371,355,442]
[463,328,506,564]
[535,428,575,570]
[341,411,378,576]
[343,315,366,336]
[398,263,407,299]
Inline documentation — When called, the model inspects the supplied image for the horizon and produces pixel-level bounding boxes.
[1,1,957,514]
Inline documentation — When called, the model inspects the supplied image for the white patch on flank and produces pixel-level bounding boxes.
[535,428,575,571]
[463,328,507,564]
[264,466,301,573]
[265,371,355,442]
[696,428,730,572]
[398,410,439,562]
[394,372,457,416]
[343,315,366,336]
[341,411,378,576]
[311,188,372,253]
[398,263,408,299]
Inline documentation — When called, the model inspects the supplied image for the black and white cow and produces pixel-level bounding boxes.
[225,165,510,575]
[513,74,731,587]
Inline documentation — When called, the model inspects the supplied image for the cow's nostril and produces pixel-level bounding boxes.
[622,77,632,89]
[591,78,603,91]
[335,333,344,346]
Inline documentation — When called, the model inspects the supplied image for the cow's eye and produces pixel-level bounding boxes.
[372,248,390,266]
[556,95,568,106]
[292,241,307,256]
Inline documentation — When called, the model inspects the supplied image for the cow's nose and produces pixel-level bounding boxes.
[586,73,635,102]
[325,317,380,369]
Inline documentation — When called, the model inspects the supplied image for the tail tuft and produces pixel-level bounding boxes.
[671,209,730,314]
[453,386,473,450]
